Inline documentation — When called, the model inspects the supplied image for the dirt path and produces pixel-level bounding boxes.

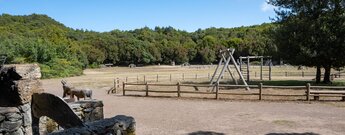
[40,67,345,135]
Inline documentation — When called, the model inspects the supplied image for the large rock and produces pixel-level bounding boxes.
[49,115,136,135]
[0,64,43,106]
[5,64,42,80]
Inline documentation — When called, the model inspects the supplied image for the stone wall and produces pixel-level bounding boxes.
[69,100,104,123]
[1,64,136,135]
[0,104,31,135]
[0,64,43,135]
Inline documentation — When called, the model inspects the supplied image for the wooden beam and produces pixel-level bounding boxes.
[306,83,311,101]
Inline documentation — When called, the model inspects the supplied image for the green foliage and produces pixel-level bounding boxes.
[269,0,345,83]
[0,14,277,78]
[40,58,83,78]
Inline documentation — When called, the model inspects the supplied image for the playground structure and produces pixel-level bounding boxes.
[209,48,249,90]
[239,56,272,81]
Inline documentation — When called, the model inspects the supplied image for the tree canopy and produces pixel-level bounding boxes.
[0,14,276,78]
[269,0,345,83]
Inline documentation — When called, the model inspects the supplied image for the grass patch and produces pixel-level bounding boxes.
[249,80,313,86]
[332,80,345,86]
[251,80,345,86]
[182,80,345,86]
[272,120,296,127]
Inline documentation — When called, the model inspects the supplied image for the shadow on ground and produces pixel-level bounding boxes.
[266,133,320,135]
[188,131,225,135]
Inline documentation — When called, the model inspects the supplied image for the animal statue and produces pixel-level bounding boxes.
[61,80,92,100]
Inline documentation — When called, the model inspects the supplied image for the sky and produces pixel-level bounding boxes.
[0,0,276,32]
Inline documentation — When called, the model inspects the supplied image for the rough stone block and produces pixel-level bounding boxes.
[68,100,104,123]
[22,110,31,127]
[0,120,22,132]
[0,107,19,114]
[22,126,32,135]
[5,64,41,80]
[91,107,103,121]
[16,80,44,105]
[9,128,24,135]
[0,115,5,122]
[5,113,21,122]
[18,103,30,112]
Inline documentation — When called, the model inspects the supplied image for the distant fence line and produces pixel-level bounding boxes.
[118,72,344,84]
[121,82,345,101]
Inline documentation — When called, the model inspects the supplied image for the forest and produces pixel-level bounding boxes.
[0,14,276,78]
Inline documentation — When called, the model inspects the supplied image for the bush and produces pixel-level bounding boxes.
[40,58,83,79]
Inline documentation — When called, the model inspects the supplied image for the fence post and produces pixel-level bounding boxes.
[117,78,120,88]
[195,74,197,79]
[182,73,185,80]
[260,57,263,80]
[255,72,257,78]
[215,82,219,100]
[302,71,304,77]
[125,77,128,82]
[208,73,210,79]
[156,74,159,82]
[113,79,117,93]
[177,82,181,97]
[259,83,263,100]
[269,61,272,80]
[247,56,250,81]
[122,82,126,96]
[306,83,310,101]
[170,74,172,82]
[145,82,149,97]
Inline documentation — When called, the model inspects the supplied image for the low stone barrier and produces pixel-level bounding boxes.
[49,115,135,135]
[0,103,32,135]
[69,100,104,122]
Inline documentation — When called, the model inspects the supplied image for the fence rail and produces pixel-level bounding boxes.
[120,72,345,84]
[121,82,345,101]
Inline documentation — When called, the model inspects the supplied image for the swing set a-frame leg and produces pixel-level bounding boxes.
[210,56,223,85]
[221,54,238,85]
[227,51,250,90]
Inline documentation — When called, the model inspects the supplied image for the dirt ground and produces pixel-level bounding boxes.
[41,66,345,135]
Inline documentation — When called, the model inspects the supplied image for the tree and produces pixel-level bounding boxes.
[269,0,345,83]
[0,13,277,78]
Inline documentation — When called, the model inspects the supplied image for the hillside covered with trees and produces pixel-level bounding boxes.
[0,14,276,78]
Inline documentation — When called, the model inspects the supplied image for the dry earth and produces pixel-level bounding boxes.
[41,66,345,135]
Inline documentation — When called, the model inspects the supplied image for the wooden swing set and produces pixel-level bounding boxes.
[209,48,250,90]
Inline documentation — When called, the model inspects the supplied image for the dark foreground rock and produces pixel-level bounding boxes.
[49,115,136,135]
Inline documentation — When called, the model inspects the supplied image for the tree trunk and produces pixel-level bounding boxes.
[323,65,331,84]
[316,65,321,84]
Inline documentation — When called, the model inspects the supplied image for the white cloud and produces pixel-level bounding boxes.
[261,1,274,12]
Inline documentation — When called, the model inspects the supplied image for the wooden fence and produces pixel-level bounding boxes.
[121,72,344,84]
[122,82,345,101]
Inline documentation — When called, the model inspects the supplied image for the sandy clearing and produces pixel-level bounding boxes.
[42,76,345,135]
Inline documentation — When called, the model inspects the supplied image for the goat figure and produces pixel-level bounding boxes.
[61,80,92,100]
